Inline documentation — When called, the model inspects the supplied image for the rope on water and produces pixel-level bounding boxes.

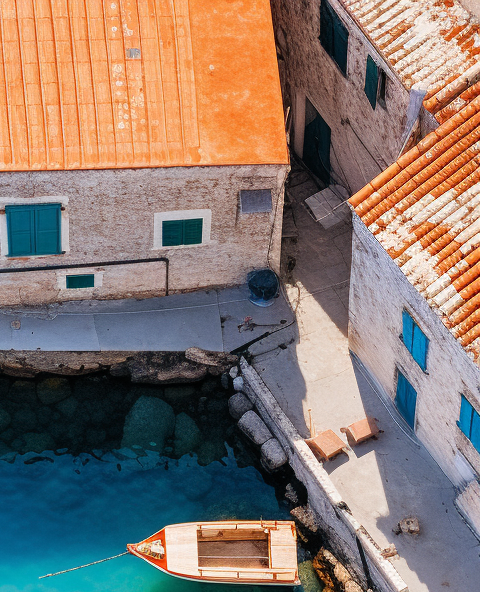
[39,551,129,579]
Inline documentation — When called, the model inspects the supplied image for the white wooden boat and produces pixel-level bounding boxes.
[127,520,300,585]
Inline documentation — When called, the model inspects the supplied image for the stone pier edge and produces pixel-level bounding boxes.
[239,358,408,592]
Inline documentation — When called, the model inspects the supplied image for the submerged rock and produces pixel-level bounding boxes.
[17,432,56,454]
[12,408,37,432]
[174,412,202,457]
[0,441,13,458]
[228,393,254,420]
[56,396,79,418]
[298,560,325,592]
[260,438,288,470]
[237,411,273,445]
[196,439,227,466]
[8,381,37,406]
[0,408,11,433]
[122,396,175,452]
[37,377,71,405]
[164,385,197,407]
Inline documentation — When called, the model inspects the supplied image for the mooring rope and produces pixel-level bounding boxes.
[39,551,129,579]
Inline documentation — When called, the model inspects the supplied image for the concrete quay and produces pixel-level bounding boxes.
[247,160,480,592]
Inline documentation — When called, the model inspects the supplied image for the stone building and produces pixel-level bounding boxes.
[348,81,480,538]
[271,0,480,193]
[0,0,288,306]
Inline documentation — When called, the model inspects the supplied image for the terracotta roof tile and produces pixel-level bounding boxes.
[0,0,288,171]
[341,0,480,116]
[349,81,480,364]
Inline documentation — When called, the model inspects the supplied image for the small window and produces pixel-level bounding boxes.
[319,0,349,76]
[240,190,272,214]
[6,203,61,257]
[458,395,480,453]
[402,310,429,371]
[66,274,95,289]
[162,218,203,247]
[364,55,379,109]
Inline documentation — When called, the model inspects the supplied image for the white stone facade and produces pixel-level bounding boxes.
[270,0,426,193]
[349,213,480,538]
[0,164,287,306]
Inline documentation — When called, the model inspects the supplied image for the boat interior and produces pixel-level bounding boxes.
[197,527,269,569]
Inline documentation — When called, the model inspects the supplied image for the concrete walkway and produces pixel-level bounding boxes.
[249,159,480,592]
[0,285,294,353]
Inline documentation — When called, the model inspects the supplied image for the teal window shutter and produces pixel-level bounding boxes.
[365,55,379,109]
[162,220,183,246]
[319,1,348,76]
[412,324,429,371]
[35,204,61,255]
[183,218,203,245]
[458,396,474,437]
[333,15,349,75]
[66,274,95,289]
[395,371,417,430]
[470,411,480,452]
[6,206,35,256]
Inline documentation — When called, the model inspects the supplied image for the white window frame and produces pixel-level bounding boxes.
[0,195,70,258]
[152,209,213,250]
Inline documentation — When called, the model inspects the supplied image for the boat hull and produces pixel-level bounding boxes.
[128,520,300,586]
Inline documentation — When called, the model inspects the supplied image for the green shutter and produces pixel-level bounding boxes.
[470,410,480,452]
[333,14,349,75]
[34,204,61,255]
[6,205,35,256]
[162,220,183,246]
[412,324,429,371]
[66,274,95,289]
[458,396,474,438]
[365,55,379,109]
[320,1,348,75]
[183,218,203,245]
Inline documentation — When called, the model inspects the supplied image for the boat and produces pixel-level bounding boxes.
[127,520,300,586]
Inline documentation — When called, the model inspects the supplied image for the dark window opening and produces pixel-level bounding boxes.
[378,69,387,106]
[303,98,331,185]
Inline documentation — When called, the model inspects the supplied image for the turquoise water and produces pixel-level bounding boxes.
[0,447,296,592]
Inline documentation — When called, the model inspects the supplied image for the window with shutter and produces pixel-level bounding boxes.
[458,395,480,454]
[402,310,429,371]
[319,1,349,76]
[364,55,379,109]
[162,218,203,247]
[6,203,61,257]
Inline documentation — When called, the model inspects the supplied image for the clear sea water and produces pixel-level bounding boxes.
[0,447,297,592]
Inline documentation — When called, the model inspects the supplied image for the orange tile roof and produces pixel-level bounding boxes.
[341,0,480,117]
[349,82,480,363]
[0,0,288,171]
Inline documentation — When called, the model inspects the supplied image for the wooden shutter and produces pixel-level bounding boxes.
[162,220,184,246]
[412,324,429,371]
[35,204,61,255]
[6,205,35,256]
[364,55,379,109]
[402,310,414,352]
[183,218,203,245]
[470,410,480,452]
[333,14,349,75]
[395,372,417,429]
[458,396,474,437]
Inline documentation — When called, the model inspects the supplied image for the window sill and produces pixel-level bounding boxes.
[4,252,66,261]
[151,240,217,252]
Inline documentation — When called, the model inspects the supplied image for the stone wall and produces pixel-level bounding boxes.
[240,358,408,592]
[0,164,287,305]
[349,213,480,539]
[459,0,480,19]
[270,0,412,193]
